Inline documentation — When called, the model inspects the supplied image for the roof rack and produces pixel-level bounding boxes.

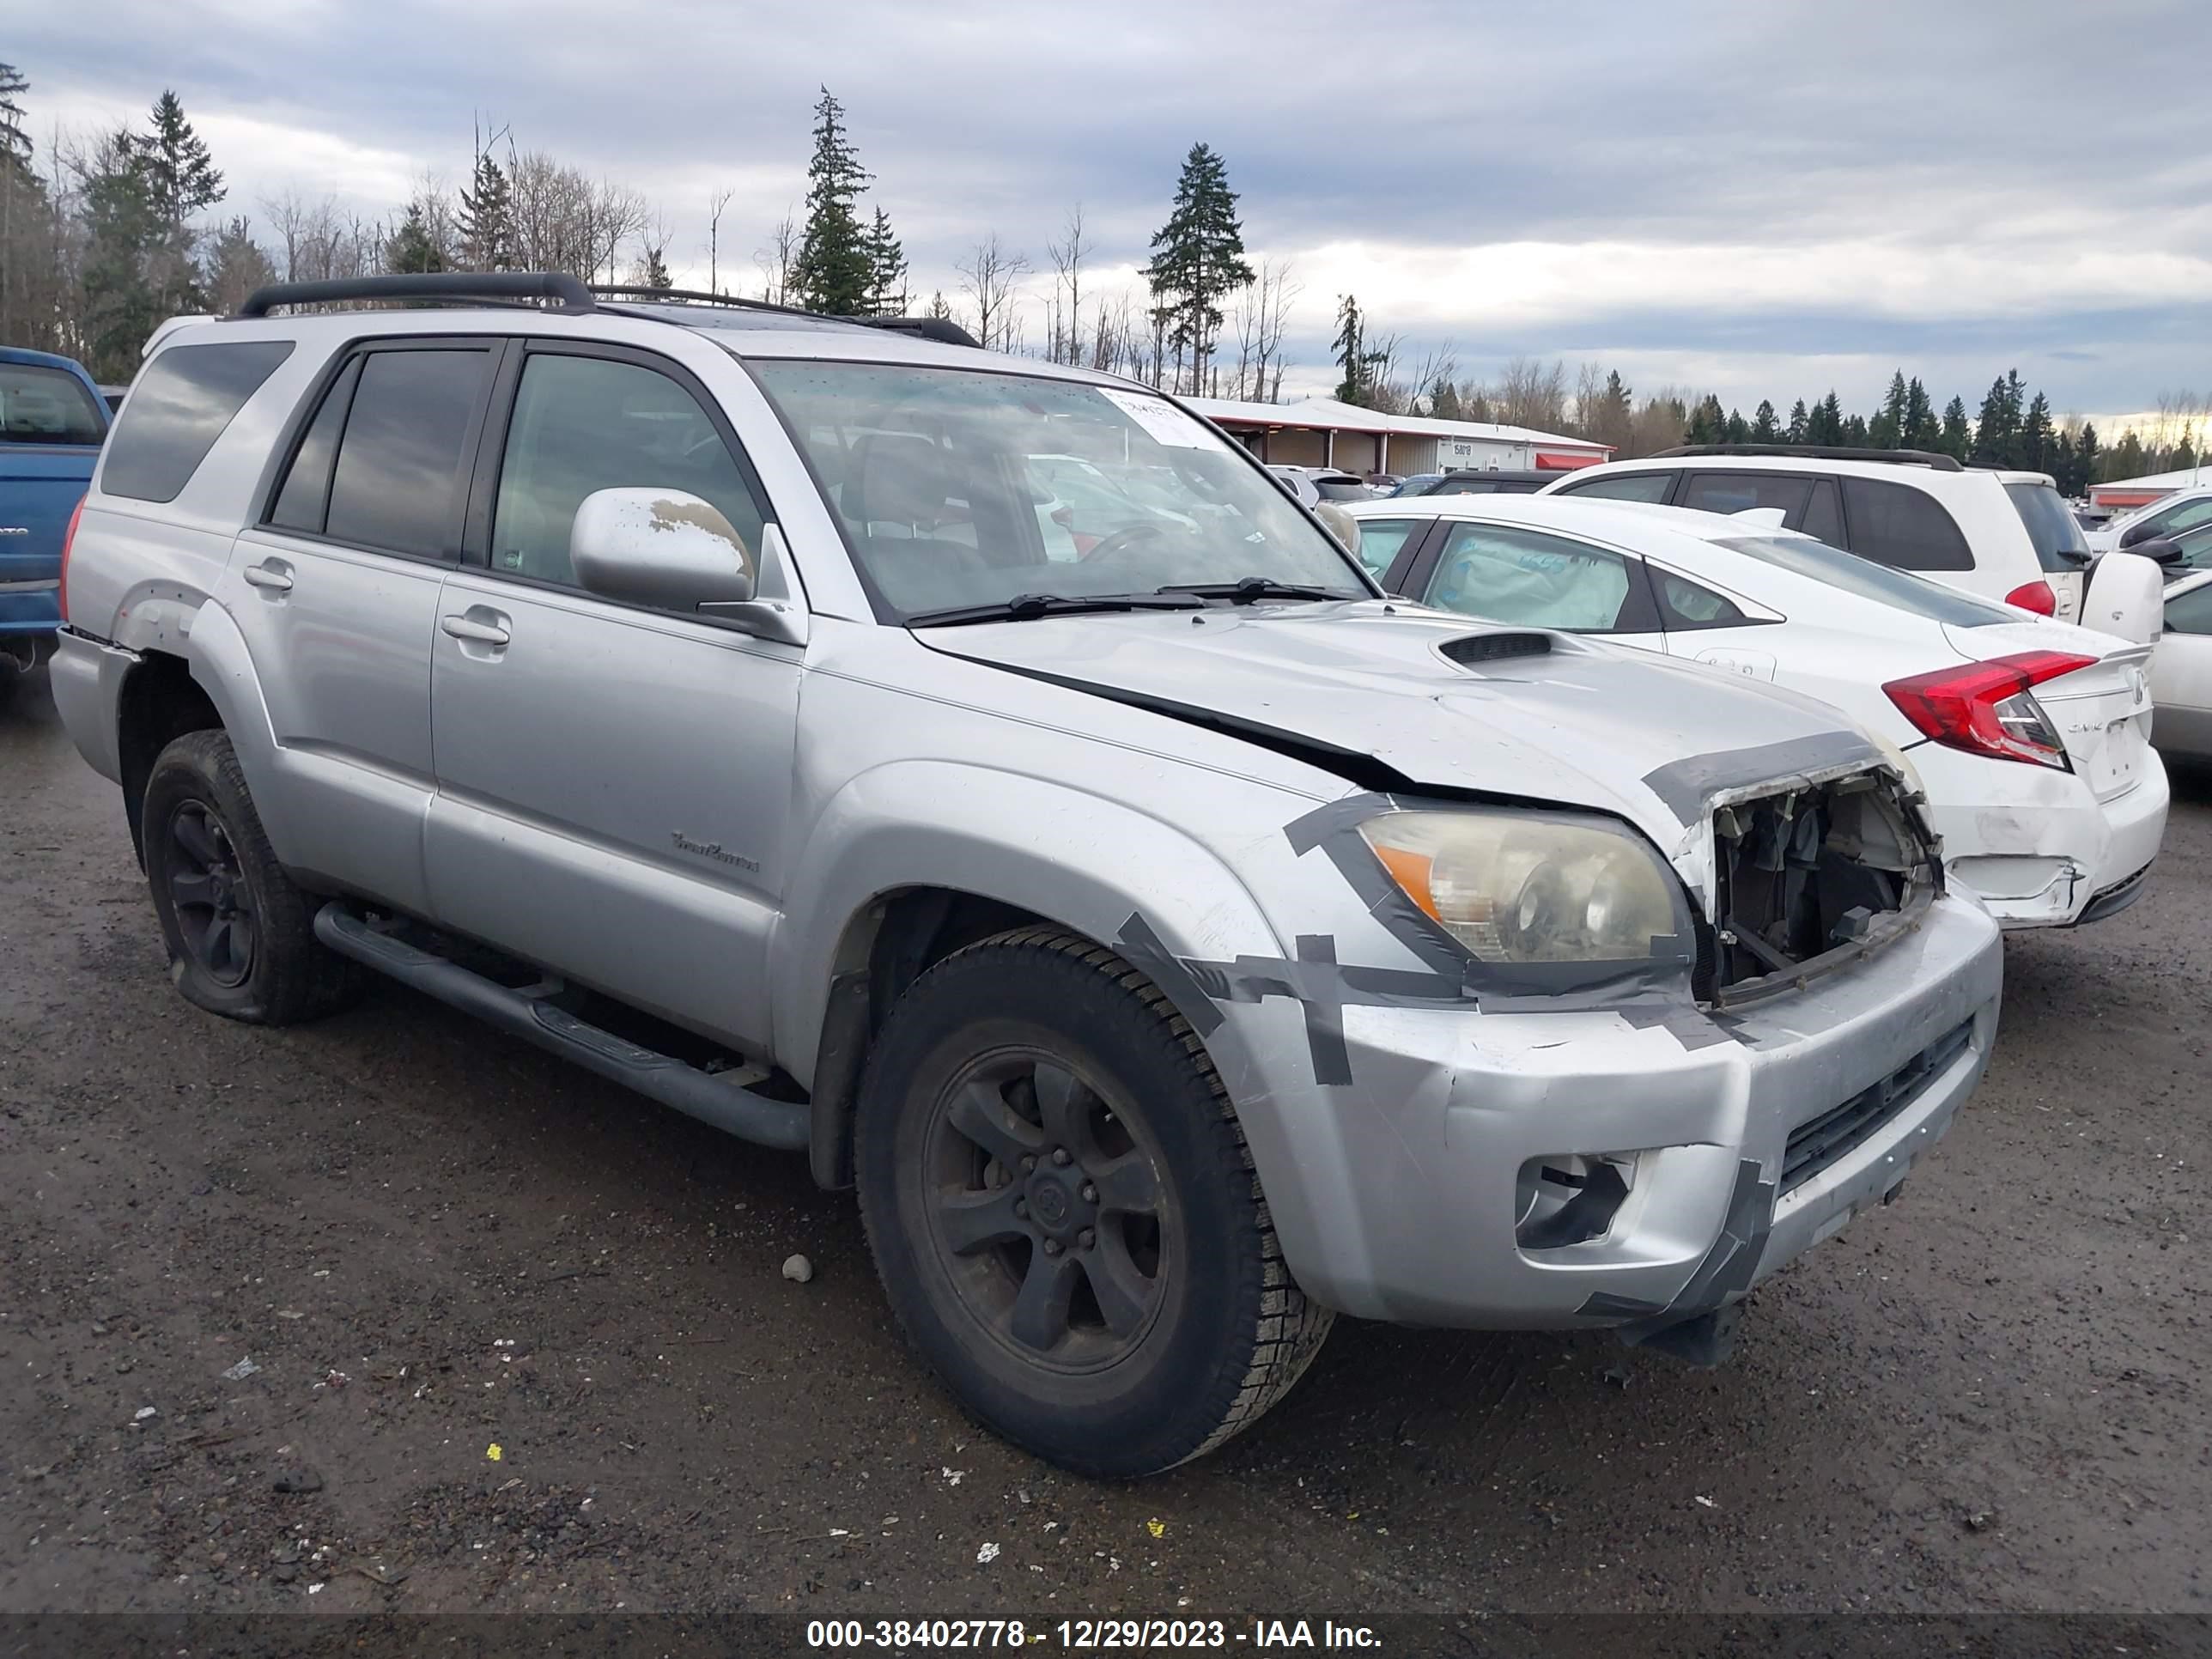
[232,273,985,350]
[1650,442,1964,473]
[237,271,594,317]
[587,285,981,349]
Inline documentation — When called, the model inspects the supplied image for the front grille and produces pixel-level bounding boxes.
[1781,1018,1975,1193]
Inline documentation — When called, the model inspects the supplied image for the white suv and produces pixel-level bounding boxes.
[1541,446,2093,624]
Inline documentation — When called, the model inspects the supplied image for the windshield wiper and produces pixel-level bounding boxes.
[905,592,1206,628]
[1158,576,1358,605]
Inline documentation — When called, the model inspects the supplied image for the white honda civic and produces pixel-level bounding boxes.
[1342,495,2169,928]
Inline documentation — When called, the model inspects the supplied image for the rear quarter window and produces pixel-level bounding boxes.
[0,362,107,446]
[1555,471,1675,504]
[1838,477,1972,571]
[100,341,295,503]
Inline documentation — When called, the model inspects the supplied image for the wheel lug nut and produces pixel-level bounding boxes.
[1014,1200,1028,1218]
[1020,1155,1036,1174]
[1080,1182,1097,1203]
[1042,1238,1063,1256]
[1052,1147,1072,1166]
[1079,1228,1096,1249]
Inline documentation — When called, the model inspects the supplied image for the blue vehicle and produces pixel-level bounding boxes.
[1,346,110,683]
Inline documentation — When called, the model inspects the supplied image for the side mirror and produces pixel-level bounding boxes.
[2118,520,2160,549]
[2128,535,2185,566]
[2081,550,2164,646]
[571,488,757,612]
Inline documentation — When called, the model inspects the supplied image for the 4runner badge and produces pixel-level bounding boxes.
[671,831,759,872]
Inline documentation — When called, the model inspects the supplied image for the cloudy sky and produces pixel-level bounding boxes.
[15,0,2212,426]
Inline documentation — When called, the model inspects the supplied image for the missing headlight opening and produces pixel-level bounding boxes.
[1704,770,1933,1000]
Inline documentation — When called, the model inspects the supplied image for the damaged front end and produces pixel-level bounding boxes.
[1698,766,1942,1007]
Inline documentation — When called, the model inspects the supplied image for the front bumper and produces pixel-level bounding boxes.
[1224,890,2002,1329]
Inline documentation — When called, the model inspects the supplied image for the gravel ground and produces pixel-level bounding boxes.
[2,668,2206,1628]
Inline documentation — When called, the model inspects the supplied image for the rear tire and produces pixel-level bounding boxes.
[855,927,1332,1476]
[142,728,364,1025]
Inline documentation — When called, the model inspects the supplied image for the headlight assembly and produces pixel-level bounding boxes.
[1357,808,1684,965]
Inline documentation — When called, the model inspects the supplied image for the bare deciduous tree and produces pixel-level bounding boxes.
[707,185,733,295]
[1043,204,1089,367]
[755,208,798,306]
[957,232,1030,355]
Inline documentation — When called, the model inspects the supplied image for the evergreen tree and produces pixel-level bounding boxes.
[1972,371,2025,467]
[1429,380,1462,420]
[791,87,873,315]
[1750,399,1779,442]
[1332,294,1368,405]
[863,206,908,316]
[1842,413,1870,446]
[1808,390,1845,445]
[384,202,447,274]
[1723,407,1750,445]
[136,91,224,230]
[204,215,275,313]
[80,128,164,381]
[1142,142,1253,394]
[458,151,514,272]
[924,289,953,320]
[0,61,29,162]
[638,242,672,289]
[1903,377,1937,450]
[2071,422,2100,496]
[1785,398,1809,445]
[1870,370,1908,447]
[2176,432,2199,473]
[2019,392,2054,477]
[1939,396,1972,460]
[2105,429,2145,484]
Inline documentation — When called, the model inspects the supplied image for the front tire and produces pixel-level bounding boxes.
[855,927,1332,1476]
[142,728,363,1025]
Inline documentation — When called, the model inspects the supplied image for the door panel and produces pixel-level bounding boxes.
[425,342,797,1053]
[222,342,500,910]
[426,575,798,1048]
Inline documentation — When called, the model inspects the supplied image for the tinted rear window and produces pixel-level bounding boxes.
[1715,534,2018,626]
[1557,471,1674,503]
[0,362,106,446]
[323,349,494,558]
[100,341,294,502]
[1680,471,1814,519]
[2003,481,2089,573]
[1838,477,1972,571]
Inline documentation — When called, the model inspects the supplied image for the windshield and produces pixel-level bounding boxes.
[0,362,106,447]
[2004,481,2089,571]
[747,361,1370,619]
[1714,534,2023,627]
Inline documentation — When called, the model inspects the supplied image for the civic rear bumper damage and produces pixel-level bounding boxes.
[1204,890,2002,1342]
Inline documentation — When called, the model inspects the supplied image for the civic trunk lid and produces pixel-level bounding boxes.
[1943,619,2154,801]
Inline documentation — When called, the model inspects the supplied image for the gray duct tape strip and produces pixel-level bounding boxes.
[1574,1158,1776,1334]
[1113,787,1740,1087]
[1640,730,1883,823]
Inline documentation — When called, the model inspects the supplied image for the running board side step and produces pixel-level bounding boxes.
[313,903,809,1152]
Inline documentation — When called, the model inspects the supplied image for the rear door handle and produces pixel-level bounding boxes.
[242,560,293,592]
[440,613,512,647]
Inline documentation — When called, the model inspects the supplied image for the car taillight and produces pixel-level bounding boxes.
[1883,650,2096,769]
[2003,579,2057,617]
[58,494,87,625]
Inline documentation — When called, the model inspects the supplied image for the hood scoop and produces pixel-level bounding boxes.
[1440,630,1552,666]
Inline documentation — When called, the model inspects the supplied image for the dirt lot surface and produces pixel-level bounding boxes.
[3,670,2207,1638]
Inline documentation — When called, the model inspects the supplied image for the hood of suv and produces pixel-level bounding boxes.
[921,600,1883,854]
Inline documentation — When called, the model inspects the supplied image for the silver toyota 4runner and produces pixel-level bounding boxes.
[50,274,2002,1477]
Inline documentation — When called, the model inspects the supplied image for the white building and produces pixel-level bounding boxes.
[2089,464,2209,514]
[1184,396,1612,477]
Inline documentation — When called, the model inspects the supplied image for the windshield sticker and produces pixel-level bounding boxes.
[1097,387,1210,448]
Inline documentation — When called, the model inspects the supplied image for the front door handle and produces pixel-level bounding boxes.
[242,560,293,592]
[440,614,512,647]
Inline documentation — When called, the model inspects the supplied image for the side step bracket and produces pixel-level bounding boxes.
[313,903,808,1152]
